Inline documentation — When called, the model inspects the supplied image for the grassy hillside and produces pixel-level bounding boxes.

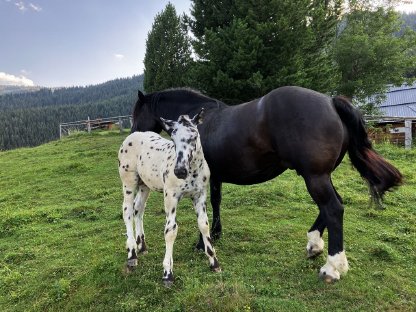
[0,132,415,311]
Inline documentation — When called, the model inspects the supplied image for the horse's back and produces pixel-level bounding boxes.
[201,86,347,182]
[119,132,172,191]
[263,86,347,174]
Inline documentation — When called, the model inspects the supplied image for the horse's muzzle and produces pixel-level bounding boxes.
[174,168,188,179]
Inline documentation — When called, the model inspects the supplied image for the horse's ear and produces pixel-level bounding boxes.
[138,90,145,102]
[160,117,175,133]
[192,108,205,125]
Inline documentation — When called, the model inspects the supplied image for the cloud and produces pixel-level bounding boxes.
[15,1,26,11]
[9,1,42,12]
[114,54,125,60]
[29,2,41,12]
[0,72,35,86]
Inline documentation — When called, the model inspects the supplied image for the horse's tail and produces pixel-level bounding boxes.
[332,96,402,206]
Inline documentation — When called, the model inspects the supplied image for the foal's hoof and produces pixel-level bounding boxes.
[162,270,174,287]
[163,279,174,288]
[211,266,222,273]
[127,258,138,267]
[124,263,136,274]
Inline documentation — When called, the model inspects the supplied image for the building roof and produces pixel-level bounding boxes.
[379,82,416,117]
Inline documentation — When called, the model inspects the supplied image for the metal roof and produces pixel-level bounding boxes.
[378,82,416,117]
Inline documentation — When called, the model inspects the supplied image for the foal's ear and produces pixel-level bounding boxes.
[138,90,145,102]
[160,117,176,133]
[191,108,205,125]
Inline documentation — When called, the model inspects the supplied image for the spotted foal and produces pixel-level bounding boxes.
[118,109,220,285]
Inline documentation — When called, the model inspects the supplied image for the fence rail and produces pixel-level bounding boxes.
[60,114,414,148]
[59,115,132,138]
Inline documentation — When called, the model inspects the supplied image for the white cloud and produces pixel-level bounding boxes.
[15,1,26,11]
[9,1,42,12]
[29,2,41,12]
[114,54,125,60]
[0,72,35,86]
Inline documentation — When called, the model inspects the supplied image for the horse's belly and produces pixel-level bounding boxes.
[136,155,165,192]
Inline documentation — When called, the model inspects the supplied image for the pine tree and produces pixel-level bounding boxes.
[143,3,192,92]
[188,0,342,103]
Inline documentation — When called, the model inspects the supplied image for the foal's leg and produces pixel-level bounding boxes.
[304,174,349,283]
[193,192,221,272]
[120,172,138,268]
[134,185,150,254]
[196,179,222,250]
[306,179,342,258]
[162,190,179,286]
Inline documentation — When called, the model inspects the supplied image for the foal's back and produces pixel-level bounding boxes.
[119,131,174,192]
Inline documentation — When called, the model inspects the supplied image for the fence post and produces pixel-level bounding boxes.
[59,124,62,139]
[87,116,91,133]
[404,119,412,149]
[119,117,123,133]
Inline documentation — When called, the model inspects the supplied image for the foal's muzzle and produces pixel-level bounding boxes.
[174,167,188,179]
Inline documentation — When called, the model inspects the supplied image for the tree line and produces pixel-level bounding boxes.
[143,1,416,109]
[0,75,143,150]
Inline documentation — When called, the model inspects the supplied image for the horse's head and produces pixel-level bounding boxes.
[131,90,163,133]
[160,109,205,180]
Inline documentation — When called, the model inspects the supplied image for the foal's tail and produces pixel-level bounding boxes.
[332,96,402,206]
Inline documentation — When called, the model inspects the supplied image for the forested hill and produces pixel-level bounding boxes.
[0,75,143,150]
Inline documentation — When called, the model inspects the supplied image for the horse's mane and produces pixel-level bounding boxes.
[147,88,226,117]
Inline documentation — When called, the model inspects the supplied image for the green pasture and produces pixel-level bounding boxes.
[0,131,415,311]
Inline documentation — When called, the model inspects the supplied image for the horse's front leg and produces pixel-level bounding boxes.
[162,190,179,286]
[193,192,221,272]
[196,178,222,250]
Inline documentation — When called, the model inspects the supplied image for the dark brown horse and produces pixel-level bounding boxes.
[131,86,402,282]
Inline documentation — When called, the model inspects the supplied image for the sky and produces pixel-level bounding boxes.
[0,0,191,87]
[0,0,414,88]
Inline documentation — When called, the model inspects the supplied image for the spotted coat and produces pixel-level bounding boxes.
[118,111,220,285]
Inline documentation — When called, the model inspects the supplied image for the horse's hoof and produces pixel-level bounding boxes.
[306,231,324,259]
[211,266,221,273]
[195,240,205,252]
[211,231,221,241]
[138,249,148,255]
[127,258,138,267]
[319,270,339,283]
[307,247,323,259]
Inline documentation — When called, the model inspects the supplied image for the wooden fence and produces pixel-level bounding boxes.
[59,115,414,149]
[59,115,132,138]
[364,116,414,149]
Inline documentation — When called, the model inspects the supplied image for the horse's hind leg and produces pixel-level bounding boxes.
[193,192,221,272]
[306,178,342,258]
[120,171,139,269]
[304,174,349,283]
[134,185,150,254]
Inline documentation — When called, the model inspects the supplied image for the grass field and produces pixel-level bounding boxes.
[0,131,415,311]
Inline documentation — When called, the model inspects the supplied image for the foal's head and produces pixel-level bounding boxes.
[160,109,205,180]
